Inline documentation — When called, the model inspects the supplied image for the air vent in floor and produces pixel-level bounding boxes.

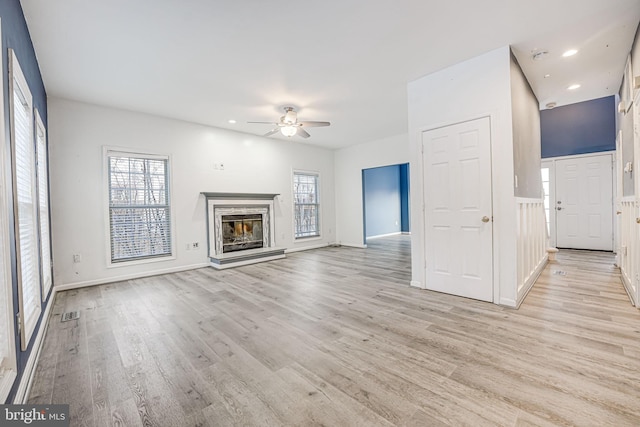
[552,270,567,276]
[61,311,80,322]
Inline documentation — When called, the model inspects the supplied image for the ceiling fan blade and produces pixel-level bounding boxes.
[299,121,330,127]
[263,128,281,137]
[297,127,311,138]
[248,121,278,125]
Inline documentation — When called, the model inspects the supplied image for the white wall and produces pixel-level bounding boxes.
[334,133,409,247]
[510,52,542,199]
[49,98,336,288]
[407,46,520,306]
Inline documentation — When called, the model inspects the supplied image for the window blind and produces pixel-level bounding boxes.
[293,172,320,238]
[108,154,172,262]
[11,54,42,350]
[36,113,52,297]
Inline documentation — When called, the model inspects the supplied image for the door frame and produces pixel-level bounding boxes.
[542,151,615,251]
[420,115,495,302]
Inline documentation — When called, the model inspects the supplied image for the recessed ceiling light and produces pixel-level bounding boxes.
[544,74,551,78]
[546,102,557,109]
[562,49,578,57]
[228,119,237,124]
[567,84,581,90]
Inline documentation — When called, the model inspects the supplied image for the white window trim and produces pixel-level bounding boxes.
[292,169,322,242]
[103,146,176,268]
[0,21,18,402]
[35,109,52,300]
[9,48,42,351]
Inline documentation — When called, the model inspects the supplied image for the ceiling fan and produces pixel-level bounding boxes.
[248,107,330,138]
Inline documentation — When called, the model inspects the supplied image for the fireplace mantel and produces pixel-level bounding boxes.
[201,192,285,269]
[201,192,279,200]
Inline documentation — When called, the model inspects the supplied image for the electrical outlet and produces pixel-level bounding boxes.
[72,254,82,263]
[192,242,199,249]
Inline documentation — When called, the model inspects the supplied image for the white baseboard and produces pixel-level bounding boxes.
[13,288,57,403]
[55,263,209,292]
[499,297,517,308]
[366,232,402,239]
[285,243,329,253]
[410,280,424,289]
[339,242,367,249]
[621,271,638,307]
[516,254,548,308]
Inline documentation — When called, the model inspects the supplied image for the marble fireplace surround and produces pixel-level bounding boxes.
[201,192,285,269]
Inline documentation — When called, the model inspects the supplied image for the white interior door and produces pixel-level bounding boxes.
[556,154,613,250]
[422,117,493,302]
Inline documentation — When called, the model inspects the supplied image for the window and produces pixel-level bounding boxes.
[0,38,17,401]
[293,172,320,238]
[107,151,172,263]
[9,49,41,350]
[35,110,52,298]
[541,167,550,234]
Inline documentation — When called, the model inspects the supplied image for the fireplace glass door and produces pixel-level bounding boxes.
[222,214,263,253]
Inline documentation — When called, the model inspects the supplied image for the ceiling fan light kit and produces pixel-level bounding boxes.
[248,107,330,139]
[281,125,297,137]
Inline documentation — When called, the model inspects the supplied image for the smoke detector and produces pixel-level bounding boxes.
[546,102,557,109]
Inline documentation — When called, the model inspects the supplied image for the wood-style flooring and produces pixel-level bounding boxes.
[28,235,640,426]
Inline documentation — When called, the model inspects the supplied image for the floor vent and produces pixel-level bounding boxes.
[552,270,567,276]
[61,311,80,322]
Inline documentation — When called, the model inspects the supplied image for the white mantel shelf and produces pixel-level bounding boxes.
[201,192,279,200]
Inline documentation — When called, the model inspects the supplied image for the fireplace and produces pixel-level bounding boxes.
[201,192,285,269]
[222,214,263,253]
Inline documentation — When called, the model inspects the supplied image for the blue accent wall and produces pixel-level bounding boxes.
[0,0,49,402]
[399,163,410,232]
[540,96,615,158]
[362,164,410,239]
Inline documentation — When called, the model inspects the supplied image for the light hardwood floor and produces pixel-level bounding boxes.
[28,235,640,426]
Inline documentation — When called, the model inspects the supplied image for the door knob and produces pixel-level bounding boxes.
[557,207,562,211]
[481,216,490,223]
[637,218,640,224]
[616,211,622,215]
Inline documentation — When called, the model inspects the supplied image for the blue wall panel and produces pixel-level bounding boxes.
[399,163,410,232]
[541,96,615,158]
[0,0,49,402]
[363,165,402,238]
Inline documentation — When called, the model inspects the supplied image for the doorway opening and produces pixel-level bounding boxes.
[362,163,410,244]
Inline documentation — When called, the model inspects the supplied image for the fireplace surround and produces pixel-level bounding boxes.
[201,192,285,269]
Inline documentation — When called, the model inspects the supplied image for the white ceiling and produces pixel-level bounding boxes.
[20,0,640,149]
